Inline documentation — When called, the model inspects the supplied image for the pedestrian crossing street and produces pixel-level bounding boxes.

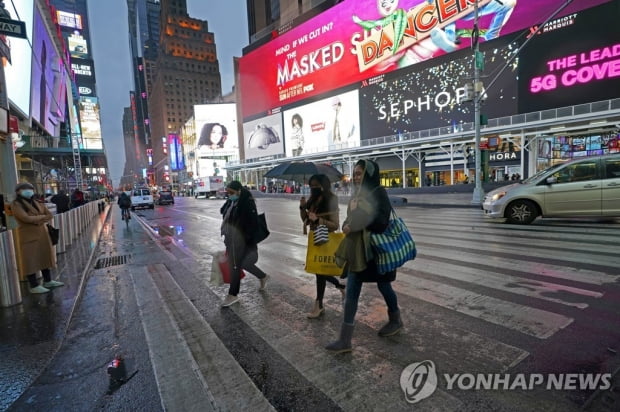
[138,202,620,411]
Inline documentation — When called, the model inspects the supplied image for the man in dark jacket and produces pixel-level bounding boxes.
[50,190,70,213]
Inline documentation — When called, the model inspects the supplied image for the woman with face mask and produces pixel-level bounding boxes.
[326,159,402,353]
[300,174,345,318]
[10,182,64,294]
[219,181,268,307]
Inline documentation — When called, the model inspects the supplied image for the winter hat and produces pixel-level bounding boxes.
[226,181,243,191]
[15,182,34,192]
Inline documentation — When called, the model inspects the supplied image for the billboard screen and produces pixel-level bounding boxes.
[31,7,67,136]
[56,10,83,29]
[169,134,185,171]
[79,96,103,149]
[196,158,227,178]
[239,0,610,118]
[283,89,360,155]
[360,36,519,139]
[243,113,284,160]
[5,0,34,117]
[518,1,620,113]
[194,103,239,151]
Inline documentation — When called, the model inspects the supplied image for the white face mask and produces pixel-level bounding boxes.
[20,190,34,199]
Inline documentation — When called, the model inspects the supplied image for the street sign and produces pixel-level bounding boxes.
[0,18,27,39]
[475,50,485,71]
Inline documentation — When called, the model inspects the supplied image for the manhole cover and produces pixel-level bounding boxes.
[94,255,130,269]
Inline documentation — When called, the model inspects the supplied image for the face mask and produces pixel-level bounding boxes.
[310,187,322,197]
[229,194,239,201]
[20,190,34,199]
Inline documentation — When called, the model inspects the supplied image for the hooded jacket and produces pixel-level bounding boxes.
[337,159,395,282]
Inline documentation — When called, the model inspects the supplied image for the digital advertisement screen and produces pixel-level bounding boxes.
[239,0,610,119]
[283,89,360,156]
[196,158,227,178]
[243,113,284,160]
[78,96,103,149]
[360,36,519,139]
[57,10,83,29]
[169,134,186,171]
[66,31,90,59]
[518,1,620,112]
[5,0,34,117]
[31,7,67,137]
[194,103,239,151]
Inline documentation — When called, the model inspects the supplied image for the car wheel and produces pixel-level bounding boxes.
[505,200,538,224]
[131,206,135,211]
[150,204,155,209]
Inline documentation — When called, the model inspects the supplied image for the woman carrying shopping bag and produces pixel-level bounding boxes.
[300,174,345,318]
[326,159,403,353]
[220,181,268,307]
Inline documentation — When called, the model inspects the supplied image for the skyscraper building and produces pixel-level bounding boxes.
[126,0,161,186]
[147,0,222,185]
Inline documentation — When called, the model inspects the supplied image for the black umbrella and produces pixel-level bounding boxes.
[263,161,343,182]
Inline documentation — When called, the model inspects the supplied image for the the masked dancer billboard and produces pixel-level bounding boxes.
[239,0,611,119]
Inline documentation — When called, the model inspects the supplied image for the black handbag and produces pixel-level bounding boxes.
[47,224,60,246]
[254,213,270,243]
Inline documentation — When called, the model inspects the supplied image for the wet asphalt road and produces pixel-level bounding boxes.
[5,195,620,411]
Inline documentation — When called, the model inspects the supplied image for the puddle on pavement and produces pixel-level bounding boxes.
[152,225,185,237]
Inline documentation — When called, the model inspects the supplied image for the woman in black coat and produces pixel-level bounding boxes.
[326,159,403,353]
[220,181,268,306]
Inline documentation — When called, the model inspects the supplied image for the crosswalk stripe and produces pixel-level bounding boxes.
[404,259,603,308]
[393,274,573,339]
[418,247,619,285]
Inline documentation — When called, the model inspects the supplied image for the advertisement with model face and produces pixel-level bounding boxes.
[518,1,620,113]
[239,0,610,119]
[194,103,239,152]
[31,7,67,137]
[360,35,519,139]
[243,113,284,160]
[283,89,360,156]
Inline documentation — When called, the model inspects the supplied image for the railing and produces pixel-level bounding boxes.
[0,200,107,307]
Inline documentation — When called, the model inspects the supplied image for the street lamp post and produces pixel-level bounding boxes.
[471,0,484,205]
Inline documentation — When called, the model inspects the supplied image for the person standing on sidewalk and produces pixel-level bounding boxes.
[220,181,268,307]
[300,174,345,319]
[326,159,403,353]
[11,183,64,294]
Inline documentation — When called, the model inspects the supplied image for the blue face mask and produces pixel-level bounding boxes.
[20,190,34,199]
[229,194,239,201]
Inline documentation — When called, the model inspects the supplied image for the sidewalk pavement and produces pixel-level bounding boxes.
[0,206,110,412]
[0,191,478,411]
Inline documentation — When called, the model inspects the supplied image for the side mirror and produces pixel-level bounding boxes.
[546,176,557,185]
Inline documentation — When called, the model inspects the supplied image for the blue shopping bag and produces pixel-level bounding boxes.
[370,211,416,274]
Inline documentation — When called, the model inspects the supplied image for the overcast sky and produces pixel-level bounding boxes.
[88,0,249,187]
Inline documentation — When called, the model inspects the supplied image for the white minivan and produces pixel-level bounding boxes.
[131,188,154,210]
[483,153,620,224]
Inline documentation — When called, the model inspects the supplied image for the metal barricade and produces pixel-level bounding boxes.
[0,230,22,307]
[54,213,66,254]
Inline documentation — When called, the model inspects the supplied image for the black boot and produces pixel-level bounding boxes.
[325,322,354,353]
[378,310,403,337]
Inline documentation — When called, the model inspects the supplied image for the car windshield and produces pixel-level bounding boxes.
[522,162,566,184]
